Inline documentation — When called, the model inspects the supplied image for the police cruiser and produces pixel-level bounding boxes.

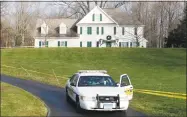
[65,70,133,113]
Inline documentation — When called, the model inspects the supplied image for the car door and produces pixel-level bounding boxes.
[120,74,133,100]
[68,74,76,101]
[69,74,79,102]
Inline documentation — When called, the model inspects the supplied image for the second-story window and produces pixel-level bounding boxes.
[100,14,102,21]
[97,27,99,35]
[92,14,95,21]
[114,27,116,35]
[122,27,125,35]
[87,27,92,35]
[134,27,137,35]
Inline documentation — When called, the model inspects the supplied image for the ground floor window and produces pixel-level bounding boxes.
[39,41,48,47]
[58,41,67,47]
[87,41,92,47]
[121,42,128,47]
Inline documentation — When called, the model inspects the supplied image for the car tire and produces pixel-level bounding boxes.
[76,100,83,113]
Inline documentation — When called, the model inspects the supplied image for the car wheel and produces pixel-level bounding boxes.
[76,100,83,113]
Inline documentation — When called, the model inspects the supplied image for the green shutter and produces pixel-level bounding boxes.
[100,14,102,21]
[39,41,41,47]
[90,27,92,34]
[87,41,89,47]
[58,41,60,47]
[80,27,82,34]
[97,27,99,35]
[65,41,67,47]
[80,41,82,47]
[46,41,48,47]
[122,27,124,35]
[87,27,89,34]
[101,27,104,35]
[90,42,92,47]
[114,27,116,35]
[92,14,95,21]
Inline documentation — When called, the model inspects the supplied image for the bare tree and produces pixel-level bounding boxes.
[53,1,128,18]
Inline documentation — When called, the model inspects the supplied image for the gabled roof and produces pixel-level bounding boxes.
[102,8,143,25]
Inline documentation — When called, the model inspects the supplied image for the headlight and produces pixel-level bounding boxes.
[80,96,96,101]
[120,96,128,101]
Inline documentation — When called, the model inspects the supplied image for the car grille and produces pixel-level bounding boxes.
[97,96,118,102]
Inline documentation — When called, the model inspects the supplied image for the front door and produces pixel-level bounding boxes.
[106,42,111,47]
[120,74,133,100]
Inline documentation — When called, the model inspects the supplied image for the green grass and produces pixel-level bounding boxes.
[1,48,186,117]
[1,82,47,116]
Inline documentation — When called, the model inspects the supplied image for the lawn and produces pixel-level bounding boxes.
[1,48,186,117]
[1,82,47,116]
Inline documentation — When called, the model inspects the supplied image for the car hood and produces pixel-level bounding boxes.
[77,87,124,96]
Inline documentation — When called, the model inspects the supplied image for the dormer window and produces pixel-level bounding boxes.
[60,23,67,34]
[41,22,48,35]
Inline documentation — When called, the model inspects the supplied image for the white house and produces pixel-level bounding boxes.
[34,6,148,48]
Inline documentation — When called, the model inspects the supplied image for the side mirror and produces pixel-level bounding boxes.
[116,82,120,87]
[70,82,75,86]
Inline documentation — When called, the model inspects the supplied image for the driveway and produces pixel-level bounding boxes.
[1,74,146,117]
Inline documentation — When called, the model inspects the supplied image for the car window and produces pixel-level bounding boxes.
[121,75,131,87]
[70,74,76,83]
[78,76,117,87]
[73,75,79,86]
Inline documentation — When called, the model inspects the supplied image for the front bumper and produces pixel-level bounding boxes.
[80,100,129,111]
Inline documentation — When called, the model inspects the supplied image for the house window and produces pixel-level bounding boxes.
[80,41,82,47]
[97,27,99,35]
[92,14,95,21]
[87,27,92,35]
[58,41,67,47]
[134,27,137,35]
[132,42,137,47]
[80,27,82,34]
[46,41,48,47]
[100,14,102,21]
[87,41,92,47]
[39,41,41,47]
[114,27,116,35]
[101,27,104,35]
[119,42,121,47]
[96,41,99,47]
[121,42,128,47]
[122,27,124,35]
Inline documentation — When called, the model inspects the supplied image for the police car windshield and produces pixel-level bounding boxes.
[78,76,117,87]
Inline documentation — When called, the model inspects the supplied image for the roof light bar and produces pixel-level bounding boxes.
[78,70,107,74]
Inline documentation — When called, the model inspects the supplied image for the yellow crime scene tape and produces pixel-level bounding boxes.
[135,89,186,96]
[135,90,186,100]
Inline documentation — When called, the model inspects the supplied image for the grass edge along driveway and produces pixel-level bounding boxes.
[1,82,47,116]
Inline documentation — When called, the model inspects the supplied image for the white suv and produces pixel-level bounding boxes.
[65,70,133,113]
